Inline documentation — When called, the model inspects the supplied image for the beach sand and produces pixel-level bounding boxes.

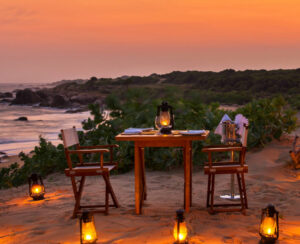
[0,117,299,243]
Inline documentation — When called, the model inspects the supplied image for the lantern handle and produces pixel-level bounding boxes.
[169,105,174,129]
[156,105,161,116]
[39,175,44,186]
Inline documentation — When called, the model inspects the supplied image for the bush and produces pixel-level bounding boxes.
[0,91,297,189]
[0,137,67,189]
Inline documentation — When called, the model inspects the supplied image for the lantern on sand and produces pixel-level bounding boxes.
[28,173,45,200]
[259,204,279,243]
[155,101,174,134]
[80,211,98,244]
[173,209,188,244]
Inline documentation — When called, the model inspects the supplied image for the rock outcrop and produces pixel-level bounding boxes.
[50,95,70,108]
[0,92,13,98]
[12,89,43,105]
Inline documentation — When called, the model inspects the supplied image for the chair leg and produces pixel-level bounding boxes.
[72,176,85,218]
[207,173,211,208]
[236,173,245,211]
[241,173,248,209]
[103,173,120,208]
[210,174,215,214]
[105,183,109,215]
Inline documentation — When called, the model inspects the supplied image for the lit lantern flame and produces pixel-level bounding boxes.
[80,211,98,244]
[32,184,43,194]
[173,222,188,242]
[260,217,276,237]
[173,209,188,243]
[28,173,45,200]
[160,111,171,126]
[259,204,279,242]
[155,101,174,134]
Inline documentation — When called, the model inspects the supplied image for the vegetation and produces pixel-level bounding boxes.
[51,69,300,109]
[0,91,297,189]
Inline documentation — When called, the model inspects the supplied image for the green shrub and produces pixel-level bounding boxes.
[0,137,67,189]
[0,91,297,189]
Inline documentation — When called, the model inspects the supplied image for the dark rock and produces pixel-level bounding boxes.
[0,151,8,163]
[0,98,13,103]
[70,94,97,105]
[12,89,42,105]
[15,116,28,121]
[0,92,13,98]
[50,95,70,108]
[39,100,50,107]
[36,90,49,100]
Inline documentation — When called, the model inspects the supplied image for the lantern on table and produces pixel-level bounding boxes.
[173,209,188,244]
[259,204,279,243]
[155,101,174,134]
[28,173,45,200]
[80,211,98,244]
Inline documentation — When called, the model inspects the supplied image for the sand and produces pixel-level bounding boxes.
[1,122,300,243]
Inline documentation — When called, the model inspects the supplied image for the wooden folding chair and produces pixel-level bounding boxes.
[61,127,120,218]
[202,145,248,214]
[202,123,249,214]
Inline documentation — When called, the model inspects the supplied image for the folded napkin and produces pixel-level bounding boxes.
[234,114,249,136]
[215,114,232,136]
[123,128,153,134]
[214,114,249,142]
[180,130,206,135]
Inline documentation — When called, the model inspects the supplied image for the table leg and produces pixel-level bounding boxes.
[134,144,142,214]
[184,143,191,212]
[140,147,147,200]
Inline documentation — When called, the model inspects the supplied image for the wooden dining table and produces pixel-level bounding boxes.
[115,130,209,214]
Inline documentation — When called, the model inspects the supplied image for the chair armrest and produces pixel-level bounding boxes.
[202,146,243,153]
[78,144,119,149]
[68,149,110,154]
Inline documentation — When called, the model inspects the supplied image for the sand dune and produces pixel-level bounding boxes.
[1,130,300,243]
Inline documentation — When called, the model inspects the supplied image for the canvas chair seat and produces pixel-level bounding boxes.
[61,127,120,218]
[204,164,248,174]
[65,165,116,176]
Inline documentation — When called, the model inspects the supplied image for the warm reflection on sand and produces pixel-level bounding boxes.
[5,190,72,207]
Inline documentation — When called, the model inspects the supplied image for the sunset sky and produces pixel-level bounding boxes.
[0,0,299,83]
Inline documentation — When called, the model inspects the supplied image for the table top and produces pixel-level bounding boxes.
[115,130,209,141]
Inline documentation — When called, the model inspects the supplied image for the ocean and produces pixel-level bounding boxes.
[0,83,90,156]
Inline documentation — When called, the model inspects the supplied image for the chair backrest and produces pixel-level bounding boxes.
[61,127,79,148]
[240,124,249,147]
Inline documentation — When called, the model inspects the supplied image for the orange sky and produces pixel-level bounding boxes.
[0,0,299,83]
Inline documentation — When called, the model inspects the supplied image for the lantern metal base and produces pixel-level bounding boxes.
[220,194,240,200]
[31,195,45,201]
[174,241,188,244]
[260,238,277,244]
[160,127,172,134]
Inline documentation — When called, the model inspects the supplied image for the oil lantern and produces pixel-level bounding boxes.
[80,211,98,244]
[173,209,188,244]
[28,173,45,200]
[155,101,174,134]
[259,204,279,243]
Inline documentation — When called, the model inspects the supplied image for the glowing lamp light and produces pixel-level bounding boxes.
[28,173,45,200]
[173,209,188,244]
[80,211,98,244]
[259,204,279,243]
[155,101,174,134]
